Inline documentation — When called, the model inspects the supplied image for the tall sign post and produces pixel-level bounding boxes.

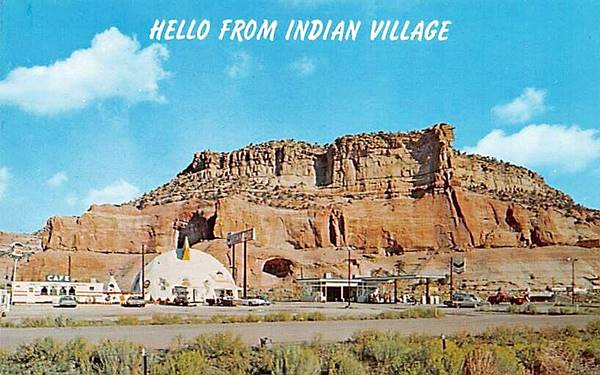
[7,242,27,307]
[227,228,256,299]
[449,257,453,300]
[449,256,466,300]
[567,257,578,305]
[231,243,236,281]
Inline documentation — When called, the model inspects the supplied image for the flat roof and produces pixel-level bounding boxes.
[299,274,446,283]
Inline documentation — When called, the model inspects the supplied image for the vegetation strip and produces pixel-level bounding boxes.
[0,307,444,329]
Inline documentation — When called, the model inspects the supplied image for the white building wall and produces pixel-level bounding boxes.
[11,281,105,304]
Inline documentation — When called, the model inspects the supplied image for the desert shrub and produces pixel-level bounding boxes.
[479,325,537,346]
[402,307,444,319]
[353,330,411,373]
[462,346,525,375]
[268,345,321,375]
[463,347,498,375]
[116,316,141,326]
[64,337,94,373]
[531,346,575,375]
[20,316,54,328]
[321,345,367,375]
[292,311,325,321]
[4,337,73,374]
[586,319,600,336]
[524,304,538,315]
[374,310,404,320]
[186,332,250,374]
[491,345,526,375]
[243,313,262,323]
[150,314,182,325]
[90,339,141,375]
[152,350,219,375]
[263,311,293,322]
[365,307,444,321]
[407,338,466,375]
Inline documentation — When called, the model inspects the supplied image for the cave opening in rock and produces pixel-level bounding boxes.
[263,258,294,278]
[314,152,333,186]
[177,209,217,248]
[505,207,522,232]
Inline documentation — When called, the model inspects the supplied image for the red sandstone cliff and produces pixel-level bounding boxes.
[40,124,600,256]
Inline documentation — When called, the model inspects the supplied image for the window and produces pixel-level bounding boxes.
[68,287,76,295]
[89,286,95,291]
[59,287,67,295]
[40,286,48,295]
[50,287,57,296]
[28,287,34,293]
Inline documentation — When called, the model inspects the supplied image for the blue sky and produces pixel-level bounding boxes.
[0,1,599,232]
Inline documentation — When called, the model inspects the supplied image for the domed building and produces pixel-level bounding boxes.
[132,238,238,303]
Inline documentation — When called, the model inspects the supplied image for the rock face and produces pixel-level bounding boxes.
[31,124,600,287]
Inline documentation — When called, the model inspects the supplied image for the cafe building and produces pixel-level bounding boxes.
[11,274,105,304]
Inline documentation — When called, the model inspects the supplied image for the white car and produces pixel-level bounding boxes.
[241,297,268,306]
[56,295,78,308]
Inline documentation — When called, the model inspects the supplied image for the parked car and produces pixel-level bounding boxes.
[487,290,529,305]
[444,292,485,308]
[172,286,190,306]
[121,295,146,307]
[56,295,77,308]
[241,296,268,306]
[206,295,238,307]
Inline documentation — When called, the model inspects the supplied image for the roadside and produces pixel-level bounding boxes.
[1,313,597,350]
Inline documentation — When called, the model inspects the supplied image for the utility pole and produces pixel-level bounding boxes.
[10,256,19,306]
[141,245,145,297]
[243,239,248,299]
[449,257,454,301]
[68,255,72,278]
[567,257,578,305]
[347,247,351,308]
[394,275,398,304]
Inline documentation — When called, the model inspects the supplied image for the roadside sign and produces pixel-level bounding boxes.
[452,256,466,274]
[227,228,256,246]
[46,274,71,282]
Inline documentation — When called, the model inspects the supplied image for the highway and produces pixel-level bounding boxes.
[1,311,597,349]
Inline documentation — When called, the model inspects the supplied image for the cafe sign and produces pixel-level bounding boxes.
[46,274,71,282]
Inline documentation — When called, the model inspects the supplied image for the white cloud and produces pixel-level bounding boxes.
[82,179,140,206]
[491,87,547,124]
[47,172,68,188]
[0,167,8,200]
[464,124,600,172]
[225,51,252,79]
[0,27,169,115]
[289,56,317,76]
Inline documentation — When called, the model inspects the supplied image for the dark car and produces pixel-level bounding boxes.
[121,295,146,307]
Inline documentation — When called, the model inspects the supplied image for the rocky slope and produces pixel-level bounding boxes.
[10,124,600,288]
